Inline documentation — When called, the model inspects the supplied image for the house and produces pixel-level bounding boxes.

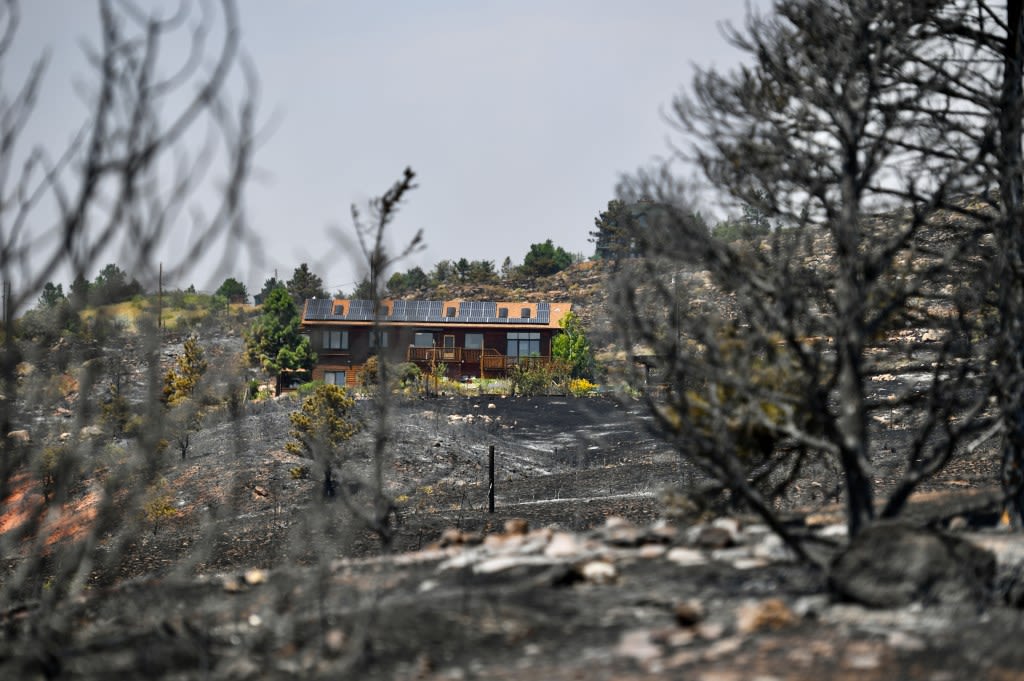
[300,298,573,386]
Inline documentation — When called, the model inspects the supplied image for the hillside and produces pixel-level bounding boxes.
[3,237,1024,679]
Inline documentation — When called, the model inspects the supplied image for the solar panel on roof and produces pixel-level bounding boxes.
[305,299,333,320]
[304,297,557,325]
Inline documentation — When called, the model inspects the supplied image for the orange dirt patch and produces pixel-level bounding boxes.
[0,474,100,548]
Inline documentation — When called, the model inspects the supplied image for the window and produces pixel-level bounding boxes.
[446,306,457,317]
[521,307,531,319]
[507,331,540,358]
[324,330,349,350]
[324,371,346,386]
[333,304,345,316]
[465,333,483,349]
[370,330,389,348]
[498,307,508,318]
[414,332,435,348]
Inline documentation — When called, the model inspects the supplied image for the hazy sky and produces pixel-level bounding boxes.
[13,1,763,298]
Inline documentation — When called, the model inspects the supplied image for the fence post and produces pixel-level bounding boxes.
[488,445,495,513]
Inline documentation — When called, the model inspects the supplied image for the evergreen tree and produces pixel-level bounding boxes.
[467,260,498,283]
[286,263,328,306]
[245,287,315,379]
[38,282,65,308]
[591,199,640,259]
[69,273,90,310]
[521,240,573,277]
[255,277,285,305]
[163,335,208,405]
[285,383,360,498]
[430,260,455,285]
[91,263,142,305]
[351,277,374,300]
[215,277,248,303]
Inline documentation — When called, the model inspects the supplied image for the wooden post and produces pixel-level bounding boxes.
[488,445,495,513]
[157,262,163,330]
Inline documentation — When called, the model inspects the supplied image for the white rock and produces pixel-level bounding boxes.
[615,629,661,664]
[731,557,770,570]
[580,560,617,584]
[473,555,558,575]
[711,517,741,542]
[751,534,795,562]
[666,547,707,567]
[710,546,751,563]
[544,531,582,558]
[818,523,848,538]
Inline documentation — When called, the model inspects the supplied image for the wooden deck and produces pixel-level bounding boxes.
[406,347,553,375]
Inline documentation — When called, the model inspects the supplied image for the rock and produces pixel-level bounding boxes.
[711,517,741,542]
[615,630,662,665]
[751,533,795,562]
[947,515,969,532]
[439,527,467,547]
[793,594,830,618]
[324,628,346,655]
[666,547,707,567]
[673,599,705,627]
[604,523,644,547]
[6,429,30,444]
[604,516,631,529]
[80,424,104,439]
[639,544,666,559]
[243,568,268,585]
[828,521,996,607]
[842,641,883,671]
[735,598,797,634]
[544,531,582,558]
[504,518,529,535]
[703,636,744,662]
[579,559,617,584]
[647,521,679,543]
[695,526,734,550]
[473,555,558,576]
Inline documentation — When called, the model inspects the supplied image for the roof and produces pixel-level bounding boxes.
[302,299,572,330]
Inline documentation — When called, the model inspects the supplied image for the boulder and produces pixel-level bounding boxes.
[828,521,995,607]
[6,429,30,444]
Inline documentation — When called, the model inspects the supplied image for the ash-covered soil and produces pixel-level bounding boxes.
[3,394,1023,680]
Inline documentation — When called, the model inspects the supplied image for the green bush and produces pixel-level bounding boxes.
[509,361,557,397]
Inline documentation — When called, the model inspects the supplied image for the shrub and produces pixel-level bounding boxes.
[143,480,178,535]
[162,335,207,405]
[296,380,323,399]
[358,355,380,387]
[509,361,557,397]
[286,383,360,499]
[396,362,422,389]
[568,378,597,397]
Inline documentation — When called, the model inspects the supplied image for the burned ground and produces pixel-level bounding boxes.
[2,387,1023,679]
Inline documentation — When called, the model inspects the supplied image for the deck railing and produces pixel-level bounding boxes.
[406,346,551,373]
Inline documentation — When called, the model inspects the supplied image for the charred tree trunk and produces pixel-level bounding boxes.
[998,0,1024,524]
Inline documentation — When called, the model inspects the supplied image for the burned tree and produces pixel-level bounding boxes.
[611,0,995,560]
[0,0,257,627]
